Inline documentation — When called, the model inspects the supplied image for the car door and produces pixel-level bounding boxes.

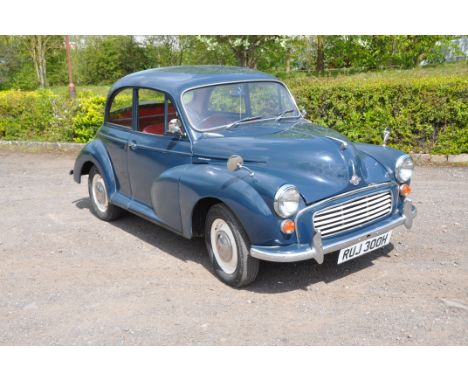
[99,87,134,197]
[126,87,192,231]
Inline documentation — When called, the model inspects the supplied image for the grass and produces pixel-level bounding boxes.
[49,85,111,97]
[282,61,468,84]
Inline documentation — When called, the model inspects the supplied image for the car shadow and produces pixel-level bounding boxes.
[246,244,394,294]
[74,197,394,294]
[73,197,209,267]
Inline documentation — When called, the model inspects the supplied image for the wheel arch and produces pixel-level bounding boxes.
[191,197,224,237]
[179,165,280,245]
[72,140,117,196]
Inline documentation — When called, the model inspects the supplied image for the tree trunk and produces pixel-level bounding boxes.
[27,36,50,88]
[316,35,325,73]
[285,48,292,73]
[39,37,48,87]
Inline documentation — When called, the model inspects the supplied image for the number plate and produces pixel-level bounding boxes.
[337,231,392,264]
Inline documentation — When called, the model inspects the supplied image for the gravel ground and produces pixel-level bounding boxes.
[0,151,467,345]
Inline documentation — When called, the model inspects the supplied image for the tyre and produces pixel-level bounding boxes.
[205,204,259,287]
[88,165,122,221]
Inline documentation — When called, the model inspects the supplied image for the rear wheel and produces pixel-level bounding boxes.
[88,166,122,221]
[205,204,259,287]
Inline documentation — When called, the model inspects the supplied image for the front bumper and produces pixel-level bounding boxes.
[250,199,417,263]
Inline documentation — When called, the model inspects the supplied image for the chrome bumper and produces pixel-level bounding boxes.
[250,199,417,264]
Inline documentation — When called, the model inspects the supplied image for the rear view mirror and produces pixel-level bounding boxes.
[229,86,243,97]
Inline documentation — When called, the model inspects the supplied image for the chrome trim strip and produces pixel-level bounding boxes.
[250,204,416,263]
[133,143,193,156]
[294,181,395,242]
[99,132,128,144]
[325,136,348,150]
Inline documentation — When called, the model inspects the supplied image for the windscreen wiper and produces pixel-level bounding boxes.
[226,116,263,129]
[275,109,300,121]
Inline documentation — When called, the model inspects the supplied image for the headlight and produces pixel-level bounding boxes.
[395,155,414,183]
[274,185,300,218]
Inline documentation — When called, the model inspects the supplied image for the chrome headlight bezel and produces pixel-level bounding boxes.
[273,184,300,218]
[395,155,414,183]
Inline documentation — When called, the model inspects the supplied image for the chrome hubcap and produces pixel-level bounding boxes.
[92,174,108,213]
[210,218,238,274]
[216,231,233,263]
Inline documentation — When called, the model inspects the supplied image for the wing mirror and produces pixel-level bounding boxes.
[300,107,307,118]
[227,155,254,177]
[167,118,185,137]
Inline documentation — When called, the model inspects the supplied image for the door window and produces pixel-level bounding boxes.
[108,88,134,128]
[137,88,177,135]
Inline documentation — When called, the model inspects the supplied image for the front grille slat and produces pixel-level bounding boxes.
[314,196,392,222]
[313,191,392,238]
[315,192,389,215]
[316,203,392,230]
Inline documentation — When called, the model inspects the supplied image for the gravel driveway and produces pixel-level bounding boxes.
[0,151,467,345]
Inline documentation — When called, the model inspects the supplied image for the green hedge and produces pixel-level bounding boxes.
[0,90,75,142]
[1,74,467,154]
[286,75,468,154]
[0,90,105,143]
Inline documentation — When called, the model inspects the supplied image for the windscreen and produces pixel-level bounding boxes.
[182,81,299,131]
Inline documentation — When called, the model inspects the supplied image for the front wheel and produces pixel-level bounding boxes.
[205,204,259,287]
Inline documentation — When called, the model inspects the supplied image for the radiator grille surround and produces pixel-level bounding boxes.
[313,191,393,238]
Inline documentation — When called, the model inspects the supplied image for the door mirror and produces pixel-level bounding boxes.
[226,155,255,176]
[227,155,244,172]
[167,118,184,136]
[300,107,307,118]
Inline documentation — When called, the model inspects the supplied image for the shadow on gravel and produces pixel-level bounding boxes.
[74,197,394,294]
[246,244,394,294]
[73,197,209,266]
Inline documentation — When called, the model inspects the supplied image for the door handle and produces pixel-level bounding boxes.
[128,141,137,150]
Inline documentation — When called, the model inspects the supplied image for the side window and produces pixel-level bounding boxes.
[138,88,177,135]
[108,88,133,128]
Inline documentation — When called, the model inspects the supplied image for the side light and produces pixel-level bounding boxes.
[281,219,296,234]
[399,184,411,197]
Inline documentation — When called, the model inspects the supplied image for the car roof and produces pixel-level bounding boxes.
[109,65,278,97]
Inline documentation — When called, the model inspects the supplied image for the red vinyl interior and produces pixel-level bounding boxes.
[138,103,176,135]
[109,103,177,135]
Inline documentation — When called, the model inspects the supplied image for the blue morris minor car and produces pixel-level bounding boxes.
[72,65,417,287]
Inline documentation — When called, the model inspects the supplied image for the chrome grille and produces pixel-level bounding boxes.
[313,191,392,237]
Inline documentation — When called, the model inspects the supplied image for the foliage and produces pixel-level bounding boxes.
[1,63,467,154]
[321,35,456,71]
[0,36,68,90]
[286,71,468,154]
[75,36,148,85]
[72,96,106,142]
[198,36,283,69]
[2,35,466,91]
[0,90,74,141]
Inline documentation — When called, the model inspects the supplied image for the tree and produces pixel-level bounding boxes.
[199,36,280,69]
[76,36,147,84]
[20,36,63,88]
